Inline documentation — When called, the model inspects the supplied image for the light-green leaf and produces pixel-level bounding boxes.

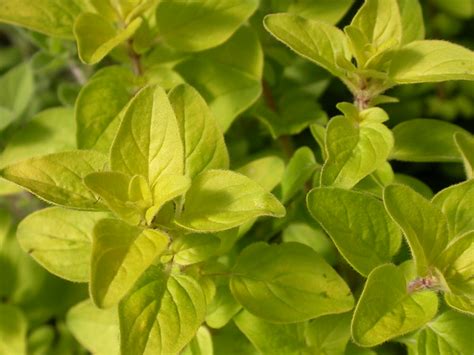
[175,170,285,232]
[274,0,354,25]
[66,300,120,355]
[168,84,229,178]
[321,111,394,189]
[432,180,474,237]
[172,234,220,266]
[391,119,469,162]
[0,0,90,39]
[205,284,242,329]
[182,326,214,355]
[0,304,27,355]
[110,85,184,186]
[454,132,474,179]
[74,13,142,64]
[397,0,425,44]
[230,242,354,323]
[0,108,76,168]
[280,147,317,204]
[415,310,474,355]
[307,187,401,276]
[350,0,402,52]
[0,150,108,210]
[264,13,351,77]
[351,263,438,347]
[90,219,169,308]
[84,171,141,225]
[306,312,352,355]
[155,0,258,52]
[383,184,450,275]
[236,156,285,193]
[0,62,34,130]
[234,310,308,354]
[76,66,137,152]
[17,207,109,282]
[175,26,263,131]
[119,265,206,355]
[389,40,474,84]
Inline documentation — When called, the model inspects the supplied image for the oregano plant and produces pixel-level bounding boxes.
[0,0,473,354]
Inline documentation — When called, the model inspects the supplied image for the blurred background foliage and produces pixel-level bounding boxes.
[0,0,472,353]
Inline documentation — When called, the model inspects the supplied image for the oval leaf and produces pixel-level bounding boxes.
[0,150,108,210]
[175,170,285,232]
[155,0,258,52]
[17,207,110,282]
[110,85,184,185]
[389,40,474,84]
[119,265,206,355]
[91,219,169,308]
[230,242,354,323]
[351,263,438,347]
[168,84,229,178]
[307,187,401,276]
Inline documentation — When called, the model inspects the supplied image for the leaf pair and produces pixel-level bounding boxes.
[264,0,474,93]
[318,104,394,190]
[384,182,474,314]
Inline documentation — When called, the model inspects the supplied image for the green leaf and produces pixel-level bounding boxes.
[280,147,317,203]
[74,13,142,64]
[168,84,229,178]
[350,0,402,52]
[182,326,214,355]
[255,97,328,139]
[91,219,169,308]
[175,26,263,131]
[264,13,351,77]
[274,0,354,25]
[175,170,285,232]
[0,208,12,249]
[119,265,206,355]
[383,184,450,275]
[236,156,285,192]
[393,173,433,199]
[172,234,220,266]
[0,304,27,355]
[437,231,474,314]
[110,85,184,185]
[389,40,474,84]
[76,66,137,152]
[234,310,308,354]
[0,108,76,168]
[454,132,474,179]
[445,293,474,316]
[351,263,438,347]
[397,0,425,44]
[415,310,474,354]
[307,187,401,276]
[84,171,141,225]
[432,180,474,237]
[306,312,351,355]
[0,0,89,39]
[282,222,337,265]
[16,207,109,282]
[230,242,354,323]
[0,150,108,210]
[206,284,242,329]
[391,119,469,162]
[0,62,34,129]
[66,300,120,355]
[321,111,394,189]
[155,0,258,52]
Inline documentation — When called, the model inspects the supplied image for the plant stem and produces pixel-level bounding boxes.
[127,39,143,76]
